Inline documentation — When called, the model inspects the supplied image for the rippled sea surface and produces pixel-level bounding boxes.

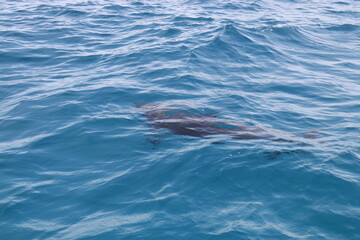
[1,0,360,239]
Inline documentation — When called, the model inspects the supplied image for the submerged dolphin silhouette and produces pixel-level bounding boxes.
[137,102,318,143]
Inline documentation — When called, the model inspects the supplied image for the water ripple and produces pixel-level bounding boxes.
[1,0,359,239]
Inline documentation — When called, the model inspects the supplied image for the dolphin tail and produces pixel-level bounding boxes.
[135,102,147,108]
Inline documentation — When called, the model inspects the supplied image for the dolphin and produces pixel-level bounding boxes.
[136,102,318,143]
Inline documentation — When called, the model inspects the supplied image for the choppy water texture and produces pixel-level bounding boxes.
[1,0,360,239]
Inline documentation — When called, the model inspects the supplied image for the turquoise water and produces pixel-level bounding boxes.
[1,0,360,239]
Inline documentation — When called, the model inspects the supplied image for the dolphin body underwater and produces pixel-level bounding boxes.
[136,102,318,144]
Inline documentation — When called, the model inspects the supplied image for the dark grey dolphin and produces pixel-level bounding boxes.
[137,102,318,143]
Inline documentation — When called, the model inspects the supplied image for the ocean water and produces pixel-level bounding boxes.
[1,0,359,239]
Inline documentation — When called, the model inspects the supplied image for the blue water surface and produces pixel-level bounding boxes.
[1,0,360,239]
